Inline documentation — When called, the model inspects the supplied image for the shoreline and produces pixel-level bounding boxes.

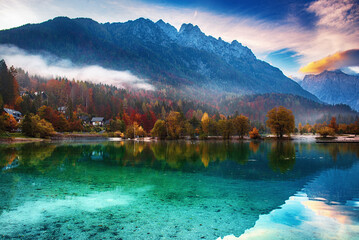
[0,137,46,143]
[1,134,358,144]
[315,135,359,143]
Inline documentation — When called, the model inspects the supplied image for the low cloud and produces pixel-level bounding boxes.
[0,44,154,90]
[299,49,359,74]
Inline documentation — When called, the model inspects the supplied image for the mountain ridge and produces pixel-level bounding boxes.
[0,16,319,101]
[301,70,359,111]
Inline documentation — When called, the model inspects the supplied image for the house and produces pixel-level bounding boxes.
[57,106,66,114]
[78,115,90,124]
[4,108,22,122]
[20,91,29,97]
[91,117,104,126]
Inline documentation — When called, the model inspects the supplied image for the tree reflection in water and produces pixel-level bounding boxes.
[268,141,296,173]
[1,141,359,175]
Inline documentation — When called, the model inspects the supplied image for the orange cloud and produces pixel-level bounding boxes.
[300,49,359,74]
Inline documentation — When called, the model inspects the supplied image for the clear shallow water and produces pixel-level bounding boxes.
[0,140,358,240]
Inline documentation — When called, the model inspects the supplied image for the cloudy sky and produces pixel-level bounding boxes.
[0,0,358,78]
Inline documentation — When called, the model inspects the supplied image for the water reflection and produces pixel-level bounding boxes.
[1,141,359,176]
[226,163,359,240]
[0,141,359,239]
[268,142,296,173]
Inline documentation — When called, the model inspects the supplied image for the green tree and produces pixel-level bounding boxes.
[0,60,19,106]
[151,120,167,139]
[21,114,55,138]
[218,119,233,139]
[21,114,33,136]
[0,94,3,109]
[0,113,9,133]
[266,106,295,138]
[107,119,125,132]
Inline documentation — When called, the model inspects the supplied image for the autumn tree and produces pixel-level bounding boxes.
[233,115,250,139]
[125,122,146,138]
[266,106,295,138]
[166,111,183,139]
[298,123,303,134]
[21,114,55,138]
[151,120,167,139]
[67,112,84,132]
[352,120,359,136]
[317,126,336,138]
[249,127,261,139]
[328,117,338,133]
[201,112,210,138]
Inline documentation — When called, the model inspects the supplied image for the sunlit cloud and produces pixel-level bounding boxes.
[299,49,359,74]
[0,44,154,90]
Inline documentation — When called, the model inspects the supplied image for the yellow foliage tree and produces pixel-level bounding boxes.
[266,106,295,138]
[201,112,210,137]
[166,111,183,139]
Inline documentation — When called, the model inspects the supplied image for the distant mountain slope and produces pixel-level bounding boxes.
[301,70,359,111]
[0,17,318,101]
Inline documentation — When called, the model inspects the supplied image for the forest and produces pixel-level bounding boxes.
[0,59,358,139]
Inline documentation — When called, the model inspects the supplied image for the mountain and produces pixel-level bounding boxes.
[0,17,318,101]
[301,70,359,111]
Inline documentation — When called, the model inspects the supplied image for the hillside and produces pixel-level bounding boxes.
[301,70,359,111]
[0,17,318,101]
[10,68,358,126]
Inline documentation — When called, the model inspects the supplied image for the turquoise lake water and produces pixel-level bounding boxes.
[0,140,359,239]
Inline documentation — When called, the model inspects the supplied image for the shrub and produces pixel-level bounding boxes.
[21,114,55,138]
[249,127,261,139]
[114,131,124,138]
[317,127,336,138]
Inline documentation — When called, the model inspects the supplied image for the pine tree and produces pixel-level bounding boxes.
[0,60,19,106]
[21,114,33,137]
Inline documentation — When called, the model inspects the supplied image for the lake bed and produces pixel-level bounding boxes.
[0,141,358,239]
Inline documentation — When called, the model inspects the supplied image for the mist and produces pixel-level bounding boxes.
[0,44,154,91]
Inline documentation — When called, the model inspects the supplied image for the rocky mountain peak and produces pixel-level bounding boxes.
[156,19,178,40]
[0,17,319,102]
[301,70,359,111]
[179,23,203,35]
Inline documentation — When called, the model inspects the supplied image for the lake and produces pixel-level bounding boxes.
[0,140,359,239]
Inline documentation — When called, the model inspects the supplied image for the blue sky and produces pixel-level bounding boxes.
[142,0,318,27]
[0,0,358,78]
